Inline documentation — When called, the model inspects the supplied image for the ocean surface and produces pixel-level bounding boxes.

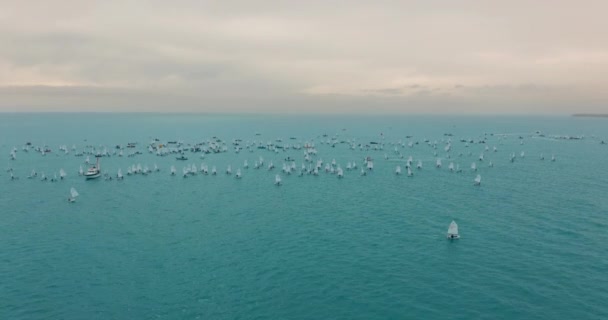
[1,113,607,319]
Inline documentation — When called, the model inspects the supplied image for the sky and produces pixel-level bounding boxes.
[1,0,607,113]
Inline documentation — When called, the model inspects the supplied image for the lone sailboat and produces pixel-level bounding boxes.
[447,220,460,239]
[68,187,79,203]
[84,157,101,180]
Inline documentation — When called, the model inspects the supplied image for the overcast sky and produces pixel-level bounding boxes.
[1,0,607,113]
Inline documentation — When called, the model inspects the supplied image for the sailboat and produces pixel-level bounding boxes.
[59,169,66,180]
[407,166,413,177]
[471,162,477,171]
[275,174,282,185]
[447,220,459,239]
[474,174,481,186]
[436,158,442,168]
[170,165,176,176]
[235,168,242,179]
[84,157,101,180]
[68,187,79,203]
[395,165,401,175]
[337,167,344,178]
[117,169,124,180]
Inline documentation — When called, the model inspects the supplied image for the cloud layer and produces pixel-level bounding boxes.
[1,0,607,113]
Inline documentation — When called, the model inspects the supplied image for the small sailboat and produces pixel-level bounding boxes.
[170,165,176,176]
[59,169,66,180]
[407,166,413,177]
[68,187,79,203]
[395,165,401,175]
[471,162,477,171]
[446,220,459,239]
[474,174,481,186]
[436,158,442,168]
[275,174,282,186]
[117,168,124,180]
[417,160,422,169]
[226,165,232,175]
[235,168,242,179]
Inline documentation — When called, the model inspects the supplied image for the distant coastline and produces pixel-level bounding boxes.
[572,114,608,118]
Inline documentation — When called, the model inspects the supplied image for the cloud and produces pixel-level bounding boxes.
[0,0,607,113]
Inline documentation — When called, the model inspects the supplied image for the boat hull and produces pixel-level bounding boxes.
[85,173,101,180]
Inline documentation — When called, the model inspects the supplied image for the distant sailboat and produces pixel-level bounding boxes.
[68,187,79,203]
[395,165,401,175]
[471,162,477,171]
[447,220,460,239]
[59,169,66,180]
[407,166,413,177]
[275,174,282,186]
[235,168,242,179]
[117,168,124,180]
[474,174,481,186]
[170,165,176,176]
[436,158,442,168]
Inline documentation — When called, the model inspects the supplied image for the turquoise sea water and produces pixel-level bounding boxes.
[1,114,608,319]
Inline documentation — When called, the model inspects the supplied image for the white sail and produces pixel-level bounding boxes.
[275,174,282,185]
[436,158,442,168]
[471,162,477,171]
[395,165,401,175]
[70,187,79,198]
[117,169,123,178]
[474,174,481,185]
[59,169,66,178]
[407,167,413,177]
[236,168,242,178]
[447,220,459,238]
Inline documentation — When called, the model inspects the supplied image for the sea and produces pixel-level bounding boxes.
[1,113,607,319]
